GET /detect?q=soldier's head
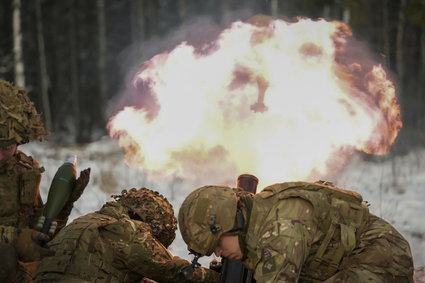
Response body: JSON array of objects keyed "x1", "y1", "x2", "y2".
[
  {"x1": 113, "y1": 188, "x2": 177, "y2": 247},
  {"x1": 178, "y1": 185, "x2": 245, "y2": 260},
  {"x1": 0, "y1": 80, "x2": 47, "y2": 149}
]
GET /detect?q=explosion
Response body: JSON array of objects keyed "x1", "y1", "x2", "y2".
[{"x1": 108, "y1": 15, "x2": 401, "y2": 188}]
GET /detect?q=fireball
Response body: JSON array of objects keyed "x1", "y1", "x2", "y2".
[{"x1": 108, "y1": 15, "x2": 401, "y2": 188}]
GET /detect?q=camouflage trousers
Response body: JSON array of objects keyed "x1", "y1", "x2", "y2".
[
  {"x1": 324, "y1": 265, "x2": 412, "y2": 283},
  {"x1": 325, "y1": 214, "x2": 414, "y2": 283}
]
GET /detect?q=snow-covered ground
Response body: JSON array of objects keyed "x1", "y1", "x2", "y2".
[{"x1": 21, "y1": 137, "x2": 425, "y2": 280}]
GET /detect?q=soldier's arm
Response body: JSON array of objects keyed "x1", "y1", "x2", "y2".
[
  {"x1": 0, "y1": 224, "x2": 51, "y2": 262},
  {"x1": 124, "y1": 230, "x2": 219, "y2": 282},
  {"x1": 253, "y1": 198, "x2": 317, "y2": 283}
]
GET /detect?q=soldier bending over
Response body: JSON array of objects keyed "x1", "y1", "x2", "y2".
[
  {"x1": 34, "y1": 188, "x2": 219, "y2": 282},
  {"x1": 178, "y1": 181, "x2": 414, "y2": 283}
]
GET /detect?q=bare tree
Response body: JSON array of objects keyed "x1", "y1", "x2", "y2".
[
  {"x1": 270, "y1": 0, "x2": 279, "y2": 16},
  {"x1": 178, "y1": 0, "x2": 187, "y2": 24},
  {"x1": 396, "y1": 0, "x2": 406, "y2": 91},
  {"x1": 97, "y1": 0, "x2": 107, "y2": 121},
  {"x1": 35, "y1": 0, "x2": 52, "y2": 131},
  {"x1": 420, "y1": 28, "x2": 425, "y2": 129},
  {"x1": 130, "y1": 0, "x2": 145, "y2": 59},
  {"x1": 69, "y1": 0, "x2": 80, "y2": 142},
  {"x1": 217, "y1": 0, "x2": 228, "y2": 23},
  {"x1": 342, "y1": 4, "x2": 350, "y2": 24},
  {"x1": 12, "y1": 0, "x2": 25, "y2": 87},
  {"x1": 382, "y1": 0, "x2": 391, "y2": 68},
  {"x1": 323, "y1": 4, "x2": 331, "y2": 19}
]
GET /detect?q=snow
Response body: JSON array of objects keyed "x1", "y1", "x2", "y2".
[{"x1": 20, "y1": 137, "x2": 425, "y2": 277}]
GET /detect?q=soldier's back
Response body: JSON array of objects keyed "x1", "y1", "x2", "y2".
[{"x1": 35, "y1": 209, "x2": 145, "y2": 282}]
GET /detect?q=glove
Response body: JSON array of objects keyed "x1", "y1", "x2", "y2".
[
  {"x1": 13, "y1": 228, "x2": 52, "y2": 262},
  {"x1": 55, "y1": 168, "x2": 91, "y2": 231},
  {"x1": 209, "y1": 258, "x2": 222, "y2": 273}
]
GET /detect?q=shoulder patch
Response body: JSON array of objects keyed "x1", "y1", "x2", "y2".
[{"x1": 262, "y1": 255, "x2": 277, "y2": 274}]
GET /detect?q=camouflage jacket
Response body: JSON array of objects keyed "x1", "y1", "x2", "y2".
[
  {"x1": 34, "y1": 202, "x2": 219, "y2": 283},
  {"x1": 243, "y1": 181, "x2": 414, "y2": 282},
  {"x1": 0, "y1": 150, "x2": 44, "y2": 244}
]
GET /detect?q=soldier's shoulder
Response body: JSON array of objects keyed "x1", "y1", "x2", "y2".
[
  {"x1": 0, "y1": 150, "x2": 40, "y2": 174},
  {"x1": 16, "y1": 150, "x2": 35, "y2": 164},
  {"x1": 15, "y1": 150, "x2": 43, "y2": 171},
  {"x1": 102, "y1": 218, "x2": 150, "y2": 235},
  {"x1": 258, "y1": 181, "x2": 310, "y2": 197},
  {"x1": 260, "y1": 181, "x2": 363, "y2": 202}
]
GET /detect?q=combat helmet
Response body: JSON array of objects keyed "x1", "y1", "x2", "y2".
[
  {"x1": 113, "y1": 188, "x2": 177, "y2": 247},
  {"x1": 0, "y1": 80, "x2": 47, "y2": 146},
  {"x1": 178, "y1": 185, "x2": 241, "y2": 256}
]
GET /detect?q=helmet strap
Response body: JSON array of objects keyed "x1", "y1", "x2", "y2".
[
  {"x1": 233, "y1": 209, "x2": 245, "y2": 230},
  {"x1": 190, "y1": 251, "x2": 202, "y2": 267},
  {"x1": 180, "y1": 250, "x2": 202, "y2": 279}
]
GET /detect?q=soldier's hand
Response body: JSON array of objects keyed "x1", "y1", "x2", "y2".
[
  {"x1": 13, "y1": 228, "x2": 53, "y2": 262},
  {"x1": 70, "y1": 168, "x2": 91, "y2": 202},
  {"x1": 209, "y1": 258, "x2": 222, "y2": 273}
]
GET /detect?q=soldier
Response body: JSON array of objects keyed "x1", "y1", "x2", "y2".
[
  {"x1": 178, "y1": 181, "x2": 414, "y2": 282},
  {"x1": 0, "y1": 79, "x2": 90, "y2": 282},
  {"x1": 34, "y1": 188, "x2": 219, "y2": 283}
]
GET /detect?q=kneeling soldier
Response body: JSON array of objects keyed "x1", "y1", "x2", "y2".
[{"x1": 35, "y1": 188, "x2": 219, "y2": 282}]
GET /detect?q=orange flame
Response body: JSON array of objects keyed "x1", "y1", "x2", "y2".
[{"x1": 108, "y1": 16, "x2": 401, "y2": 188}]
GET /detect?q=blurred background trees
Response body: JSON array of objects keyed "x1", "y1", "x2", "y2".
[{"x1": 0, "y1": 0, "x2": 424, "y2": 149}]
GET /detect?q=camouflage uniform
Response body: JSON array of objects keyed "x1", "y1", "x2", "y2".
[
  {"x1": 0, "y1": 150, "x2": 46, "y2": 282},
  {"x1": 0, "y1": 151, "x2": 44, "y2": 234},
  {"x1": 178, "y1": 181, "x2": 414, "y2": 283},
  {"x1": 0, "y1": 80, "x2": 49, "y2": 282},
  {"x1": 34, "y1": 188, "x2": 219, "y2": 283}
]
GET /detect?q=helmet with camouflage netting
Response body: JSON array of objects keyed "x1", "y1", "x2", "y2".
[
  {"x1": 113, "y1": 188, "x2": 177, "y2": 248},
  {"x1": 178, "y1": 185, "x2": 241, "y2": 256},
  {"x1": 0, "y1": 80, "x2": 48, "y2": 146}
]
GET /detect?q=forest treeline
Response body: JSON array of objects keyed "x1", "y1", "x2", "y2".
[{"x1": 0, "y1": 0, "x2": 424, "y2": 151}]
